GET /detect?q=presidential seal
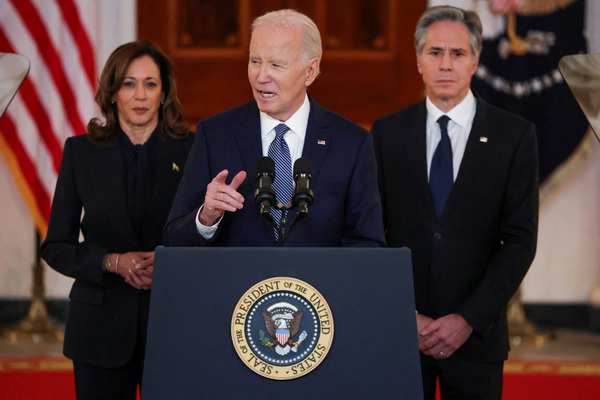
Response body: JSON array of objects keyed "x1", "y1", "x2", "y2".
[{"x1": 231, "y1": 277, "x2": 334, "y2": 380}]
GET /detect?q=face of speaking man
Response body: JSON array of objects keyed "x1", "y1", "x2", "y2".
[
  {"x1": 417, "y1": 20, "x2": 479, "y2": 112},
  {"x1": 248, "y1": 25, "x2": 319, "y2": 122}
]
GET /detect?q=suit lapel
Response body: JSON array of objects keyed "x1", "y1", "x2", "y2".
[
  {"x1": 443, "y1": 98, "x2": 492, "y2": 219},
  {"x1": 302, "y1": 98, "x2": 331, "y2": 187},
  {"x1": 235, "y1": 101, "x2": 263, "y2": 196},
  {"x1": 234, "y1": 101, "x2": 275, "y2": 239},
  {"x1": 406, "y1": 102, "x2": 434, "y2": 217},
  {"x1": 86, "y1": 138, "x2": 140, "y2": 248},
  {"x1": 146, "y1": 136, "x2": 180, "y2": 246}
]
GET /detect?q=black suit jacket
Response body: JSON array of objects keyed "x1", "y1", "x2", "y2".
[
  {"x1": 371, "y1": 98, "x2": 538, "y2": 361},
  {"x1": 165, "y1": 97, "x2": 385, "y2": 247},
  {"x1": 40, "y1": 132, "x2": 193, "y2": 367}
]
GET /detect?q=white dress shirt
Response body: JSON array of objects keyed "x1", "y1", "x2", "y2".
[
  {"x1": 426, "y1": 90, "x2": 477, "y2": 181},
  {"x1": 260, "y1": 94, "x2": 310, "y2": 162},
  {"x1": 196, "y1": 94, "x2": 311, "y2": 237}
]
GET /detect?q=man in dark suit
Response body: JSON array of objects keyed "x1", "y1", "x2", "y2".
[
  {"x1": 371, "y1": 6, "x2": 538, "y2": 399},
  {"x1": 165, "y1": 9, "x2": 385, "y2": 248}
]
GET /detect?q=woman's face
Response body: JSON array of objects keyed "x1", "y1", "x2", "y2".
[{"x1": 115, "y1": 55, "x2": 164, "y2": 134}]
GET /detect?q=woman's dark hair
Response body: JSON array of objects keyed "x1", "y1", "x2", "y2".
[{"x1": 87, "y1": 41, "x2": 189, "y2": 141}]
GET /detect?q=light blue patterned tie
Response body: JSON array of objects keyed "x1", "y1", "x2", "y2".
[{"x1": 268, "y1": 123, "x2": 294, "y2": 240}]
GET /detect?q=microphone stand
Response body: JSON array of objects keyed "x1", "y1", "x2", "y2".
[
  {"x1": 276, "y1": 200, "x2": 311, "y2": 247},
  {"x1": 255, "y1": 157, "x2": 314, "y2": 247},
  {"x1": 277, "y1": 211, "x2": 289, "y2": 247},
  {"x1": 257, "y1": 199, "x2": 292, "y2": 247}
]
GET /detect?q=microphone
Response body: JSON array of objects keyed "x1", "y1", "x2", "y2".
[
  {"x1": 292, "y1": 157, "x2": 314, "y2": 216},
  {"x1": 254, "y1": 157, "x2": 276, "y2": 217}
]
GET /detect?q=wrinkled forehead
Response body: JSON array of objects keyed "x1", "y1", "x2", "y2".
[
  {"x1": 423, "y1": 21, "x2": 472, "y2": 53},
  {"x1": 249, "y1": 26, "x2": 303, "y2": 60}
]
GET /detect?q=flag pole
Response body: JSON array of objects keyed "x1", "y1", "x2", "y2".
[{"x1": 3, "y1": 231, "x2": 63, "y2": 343}]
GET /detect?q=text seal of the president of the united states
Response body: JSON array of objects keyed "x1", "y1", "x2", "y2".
[{"x1": 231, "y1": 277, "x2": 334, "y2": 380}]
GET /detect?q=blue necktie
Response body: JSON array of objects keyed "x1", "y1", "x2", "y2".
[
  {"x1": 268, "y1": 124, "x2": 293, "y2": 240},
  {"x1": 429, "y1": 115, "x2": 453, "y2": 220}
]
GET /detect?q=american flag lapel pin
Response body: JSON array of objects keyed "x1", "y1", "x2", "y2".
[
  {"x1": 317, "y1": 139, "x2": 326, "y2": 145},
  {"x1": 479, "y1": 137, "x2": 488, "y2": 143},
  {"x1": 172, "y1": 162, "x2": 180, "y2": 171}
]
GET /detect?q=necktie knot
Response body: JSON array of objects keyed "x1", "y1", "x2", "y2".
[
  {"x1": 438, "y1": 115, "x2": 450, "y2": 132},
  {"x1": 275, "y1": 123, "x2": 290, "y2": 139}
]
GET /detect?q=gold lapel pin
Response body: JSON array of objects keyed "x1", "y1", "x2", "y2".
[
  {"x1": 172, "y1": 162, "x2": 180, "y2": 171},
  {"x1": 479, "y1": 137, "x2": 488, "y2": 143}
]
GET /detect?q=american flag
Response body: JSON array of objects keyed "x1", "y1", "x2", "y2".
[{"x1": 0, "y1": 0, "x2": 96, "y2": 237}]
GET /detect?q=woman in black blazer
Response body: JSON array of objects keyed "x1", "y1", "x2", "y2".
[{"x1": 40, "y1": 41, "x2": 194, "y2": 399}]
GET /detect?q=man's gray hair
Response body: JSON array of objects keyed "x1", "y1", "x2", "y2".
[
  {"x1": 414, "y1": 5, "x2": 482, "y2": 60},
  {"x1": 251, "y1": 9, "x2": 322, "y2": 67}
]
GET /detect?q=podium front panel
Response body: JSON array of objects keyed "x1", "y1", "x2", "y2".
[{"x1": 143, "y1": 247, "x2": 422, "y2": 399}]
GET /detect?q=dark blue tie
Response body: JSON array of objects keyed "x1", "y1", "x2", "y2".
[
  {"x1": 268, "y1": 124, "x2": 294, "y2": 240},
  {"x1": 429, "y1": 115, "x2": 453, "y2": 219}
]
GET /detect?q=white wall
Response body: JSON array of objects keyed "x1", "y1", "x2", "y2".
[{"x1": 522, "y1": 131, "x2": 600, "y2": 303}]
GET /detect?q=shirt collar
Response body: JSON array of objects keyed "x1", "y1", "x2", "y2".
[
  {"x1": 426, "y1": 90, "x2": 475, "y2": 129},
  {"x1": 260, "y1": 94, "x2": 310, "y2": 140}
]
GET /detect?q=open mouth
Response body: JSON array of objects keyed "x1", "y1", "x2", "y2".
[{"x1": 259, "y1": 91, "x2": 276, "y2": 98}]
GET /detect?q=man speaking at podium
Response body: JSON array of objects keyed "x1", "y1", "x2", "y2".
[{"x1": 165, "y1": 9, "x2": 384, "y2": 248}]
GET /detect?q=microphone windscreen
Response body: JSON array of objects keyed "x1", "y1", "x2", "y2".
[
  {"x1": 293, "y1": 157, "x2": 314, "y2": 176},
  {"x1": 256, "y1": 156, "x2": 275, "y2": 175}
]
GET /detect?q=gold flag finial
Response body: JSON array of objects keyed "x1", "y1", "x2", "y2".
[{"x1": 500, "y1": 0, "x2": 577, "y2": 56}]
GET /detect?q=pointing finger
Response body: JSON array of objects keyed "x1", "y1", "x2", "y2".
[
  {"x1": 212, "y1": 170, "x2": 229, "y2": 185},
  {"x1": 229, "y1": 171, "x2": 247, "y2": 192}
]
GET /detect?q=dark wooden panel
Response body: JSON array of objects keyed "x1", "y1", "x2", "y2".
[{"x1": 138, "y1": 0, "x2": 426, "y2": 128}]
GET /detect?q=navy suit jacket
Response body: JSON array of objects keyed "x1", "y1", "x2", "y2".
[
  {"x1": 40, "y1": 132, "x2": 194, "y2": 367},
  {"x1": 165, "y1": 97, "x2": 385, "y2": 247},
  {"x1": 371, "y1": 98, "x2": 539, "y2": 362}
]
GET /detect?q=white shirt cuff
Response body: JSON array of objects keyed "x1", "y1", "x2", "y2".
[{"x1": 195, "y1": 204, "x2": 221, "y2": 240}]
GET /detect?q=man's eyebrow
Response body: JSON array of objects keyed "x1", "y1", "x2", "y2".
[{"x1": 426, "y1": 45, "x2": 468, "y2": 53}]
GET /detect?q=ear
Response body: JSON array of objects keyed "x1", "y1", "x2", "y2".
[
  {"x1": 470, "y1": 54, "x2": 480, "y2": 77},
  {"x1": 416, "y1": 52, "x2": 423, "y2": 75},
  {"x1": 305, "y1": 58, "x2": 320, "y2": 87}
]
